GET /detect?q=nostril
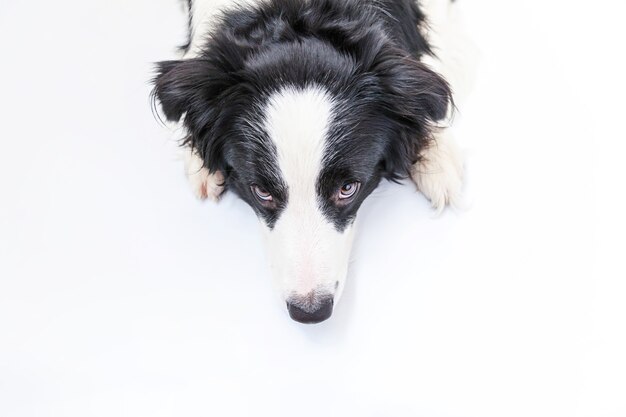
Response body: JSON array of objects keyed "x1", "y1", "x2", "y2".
[{"x1": 287, "y1": 297, "x2": 334, "y2": 324}]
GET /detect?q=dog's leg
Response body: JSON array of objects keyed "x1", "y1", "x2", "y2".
[
  {"x1": 411, "y1": 129, "x2": 464, "y2": 211},
  {"x1": 420, "y1": 0, "x2": 479, "y2": 105},
  {"x1": 412, "y1": 0, "x2": 471, "y2": 210},
  {"x1": 184, "y1": 149, "x2": 225, "y2": 202}
]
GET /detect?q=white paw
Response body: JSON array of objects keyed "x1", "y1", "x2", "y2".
[
  {"x1": 184, "y1": 149, "x2": 225, "y2": 202},
  {"x1": 411, "y1": 130, "x2": 464, "y2": 212}
]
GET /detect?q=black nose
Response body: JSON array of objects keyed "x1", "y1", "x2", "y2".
[{"x1": 287, "y1": 297, "x2": 334, "y2": 324}]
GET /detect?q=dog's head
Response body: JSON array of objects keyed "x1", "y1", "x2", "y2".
[{"x1": 152, "y1": 1, "x2": 451, "y2": 323}]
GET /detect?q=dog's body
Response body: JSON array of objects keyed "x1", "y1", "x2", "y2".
[{"x1": 153, "y1": 0, "x2": 465, "y2": 323}]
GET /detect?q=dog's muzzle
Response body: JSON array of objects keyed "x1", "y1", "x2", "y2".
[{"x1": 286, "y1": 293, "x2": 334, "y2": 324}]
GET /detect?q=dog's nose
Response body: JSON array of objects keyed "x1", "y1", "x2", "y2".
[{"x1": 287, "y1": 296, "x2": 334, "y2": 324}]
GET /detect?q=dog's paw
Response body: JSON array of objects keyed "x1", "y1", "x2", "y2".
[
  {"x1": 184, "y1": 150, "x2": 225, "y2": 202},
  {"x1": 411, "y1": 131, "x2": 464, "y2": 212}
]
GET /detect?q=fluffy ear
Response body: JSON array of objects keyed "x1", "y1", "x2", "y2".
[
  {"x1": 377, "y1": 54, "x2": 452, "y2": 127},
  {"x1": 151, "y1": 58, "x2": 241, "y2": 172},
  {"x1": 152, "y1": 59, "x2": 194, "y2": 122},
  {"x1": 373, "y1": 51, "x2": 453, "y2": 178},
  {"x1": 152, "y1": 58, "x2": 228, "y2": 122}
]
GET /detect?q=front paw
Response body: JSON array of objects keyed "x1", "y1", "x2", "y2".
[
  {"x1": 411, "y1": 132, "x2": 464, "y2": 211},
  {"x1": 184, "y1": 150, "x2": 225, "y2": 202}
]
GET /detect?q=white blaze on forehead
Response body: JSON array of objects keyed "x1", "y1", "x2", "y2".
[
  {"x1": 263, "y1": 86, "x2": 333, "y2": 195},
  {"x1": 262, "y1": 86, "x2": 354, "y2": 300}
]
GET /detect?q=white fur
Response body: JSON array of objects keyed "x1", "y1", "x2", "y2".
[
  {"x1": 413, "y1": 0, "x2": 476, "y2": 210},
  {"x1": 183, "y1": 149, "x2": 225, "y2": 201},
  {"x1": 419, "y1": 0, "x2": 479, "y2": 106},
  {"x1": 411, "y1": 129, "x2": 464, "y2": 211},
  {"x1": 260, "y1": 86, "x2": 354, "y2": 303}
]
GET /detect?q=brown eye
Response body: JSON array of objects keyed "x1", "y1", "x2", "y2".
[
  {"x1": 338, "y1": 182, "x2": 360, "y2": 200},
  {"x1": 252, "y1": 185, "x2": 273, "y2": 202}
]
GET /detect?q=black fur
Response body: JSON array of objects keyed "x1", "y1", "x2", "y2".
[{"x1": 152, "y1": 0, "x2": 452, "y2": 229}]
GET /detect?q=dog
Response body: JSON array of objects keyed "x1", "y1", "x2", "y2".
[{"x1": 152, "y1": 0, "x2": 464, "y2": 323}]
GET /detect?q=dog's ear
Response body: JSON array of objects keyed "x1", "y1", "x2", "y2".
[
  {"x1": 152, "y1": 58, "x2": 233, "y2": 123},
  {"x1": 151, "y1": 57, "x2": 241, "y2": 172},
  {"x1": 379, "y1": 58, "x2": 452, "y2": 123},
  {"x1": 152, "y1": 59, "x2": 196, "y2": 122},
  {"x1": 372, "y1": 51, "x2": 453, "y2": 178}
]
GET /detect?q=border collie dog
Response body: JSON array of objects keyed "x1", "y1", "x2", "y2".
[{"x1": 152, "y1": 0, "x2": 464, "y2": 324}]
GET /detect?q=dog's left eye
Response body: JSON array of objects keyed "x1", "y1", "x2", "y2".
[{"x1": 338, "y1": 182, "x2": 360, "y2": 200}]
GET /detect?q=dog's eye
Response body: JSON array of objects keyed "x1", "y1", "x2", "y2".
[
  {"x1": 338, "y1": 182, "x2": 360, "y2": 200},
  {"x1": 252, "y1": 185, "x2": 273, "y2": 202}
]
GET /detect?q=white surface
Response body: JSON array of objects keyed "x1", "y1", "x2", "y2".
[{"x1": 0, "y1": 1, "x2": 624, "y2": 416}]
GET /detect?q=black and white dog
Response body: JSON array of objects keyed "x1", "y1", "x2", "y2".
[{"x1": 152, "y1": 0, "x2": 465, "y2": 323}]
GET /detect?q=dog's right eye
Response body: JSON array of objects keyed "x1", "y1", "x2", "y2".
[{"x1": 252, "y1": 185, "x2": 273, "y2": 203}]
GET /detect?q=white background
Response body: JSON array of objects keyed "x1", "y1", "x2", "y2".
[{"x1": 1, "y1": 1, "x2": 624, "y2": 416}]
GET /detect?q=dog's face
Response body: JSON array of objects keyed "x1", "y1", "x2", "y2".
[
  {"x1": 152, "y1": 11, "x2": 450, "y2": 323},
  {"x1": 226, "y1": 86, "x2": 386, "y2": 323}
]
